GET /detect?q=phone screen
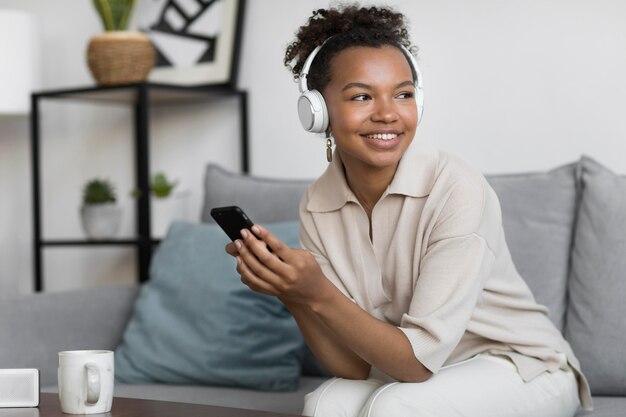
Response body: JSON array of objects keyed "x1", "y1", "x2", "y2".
[{"x1": 210, "y1": 206, "x2": 254, "y2": 241}]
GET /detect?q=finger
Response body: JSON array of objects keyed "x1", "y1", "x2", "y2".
[
  {"x1": 241, "y1": 229, "x2": 289, "y2": 274},
  {"x1": 251, "y1": 224, "x2": 297, "y2": 263},
  {"x1": 236, "y1": 257, "x2": 278, "y2": 296},
  {"x1": 236, "y1": 238, "x2": 284, "y2": 288},
  {"x1": 225, "y1": 242, "x2": 239, "y2": 257},
  {"x1": 241, "y1": 228, "x2": 268, "y2": 249}
]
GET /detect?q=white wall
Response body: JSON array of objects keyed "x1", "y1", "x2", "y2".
[{"x1": 1, "y1": 0, "x2": 626, "y2": 294}]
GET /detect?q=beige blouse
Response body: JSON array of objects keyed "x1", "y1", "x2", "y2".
[{"x1": 299, "y1": 141, "x2": 592, "y2": 410}]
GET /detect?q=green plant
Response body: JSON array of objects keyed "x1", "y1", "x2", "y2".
[
  {"x1": 83, "y1": 178, "x2": 117, "y2": 205},
  {"x1": 92, "y1": 0, "x2": 135, "y2": 31},
  {"x1": 151, "y1": 172, "x2": 179, "y2": 198}
]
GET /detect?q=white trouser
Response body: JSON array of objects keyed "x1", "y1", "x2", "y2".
[{"x1": 302, "y1": 354, "x2": 580, "y2": 417}]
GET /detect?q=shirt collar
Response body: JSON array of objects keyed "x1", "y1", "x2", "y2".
[{"x1": 306, "y1": 140, "x2": 439, "y2": 213}]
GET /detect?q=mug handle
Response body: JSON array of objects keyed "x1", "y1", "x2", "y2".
[{"x1": 85, "y1": 363, "x2": 100, "y2": 405}]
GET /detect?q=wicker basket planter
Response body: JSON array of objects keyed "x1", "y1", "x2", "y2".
[{"x1": 87, "y1": 31, "x2": 155, "y2": 85}]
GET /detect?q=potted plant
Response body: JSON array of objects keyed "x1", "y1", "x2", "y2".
[
  {"x1": 151, "y1": 171, "x2": 179, "y2": 199},
  {"x1": 81, "y1": 178, "x2": 122, "y2": 240},
  {"x1": 150, "y1": 172, "x2": 189, "y2": 237},
  {"x1": 87, "y1": 0, "x2": 156, "y2": 85}
]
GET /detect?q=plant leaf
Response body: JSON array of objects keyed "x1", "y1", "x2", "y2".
[
  {"x1": 92, "y1": 0, "x2": 115, "y2": 31},
  {"x1": 92, "y1": 0, "x2": 135, "y2": 31}
]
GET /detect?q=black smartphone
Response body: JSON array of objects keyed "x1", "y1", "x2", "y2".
[{"x1": 210, "y1": 206, "x2": 255, "y2": 242}]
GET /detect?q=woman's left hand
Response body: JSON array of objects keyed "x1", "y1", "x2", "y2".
[{"x1": 234, "y1": 225, "x2": 328, "y2": 306}]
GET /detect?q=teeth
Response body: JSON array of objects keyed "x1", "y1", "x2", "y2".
[{"x1": 366, "y1": 133, "x2": 398, "y2": 140}]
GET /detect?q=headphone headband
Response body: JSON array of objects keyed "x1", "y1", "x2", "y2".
[
  {"x1": 298, "y1": 42, "x2": 325, "y2": 93},
  {"x1": 299, "y1": 40, "x2": 422, "y2": 93}
]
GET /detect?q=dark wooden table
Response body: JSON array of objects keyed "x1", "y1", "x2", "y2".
[{"x1": 0, "y1": 394, "x2": 301, "y2": 417}]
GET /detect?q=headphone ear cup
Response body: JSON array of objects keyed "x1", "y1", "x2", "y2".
[
  {"x1": 297, "y1": 89, "x2": 329, "y2": 133},
  {"x1": 415, "y1": 86, "x2": 424, "y2": 125}
]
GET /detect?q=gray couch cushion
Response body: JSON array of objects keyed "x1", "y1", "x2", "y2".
[
  {"x1": 0, "y1": 284, "x2": 138, "y2": 386},
  {"x1": 485, "y1": 162, "x2": 579, "y2": 330},
  {"x1": 565, "y1": 156, "x2": 626, "y2": 396},
  {"x1": 201, "y1": 164, "x2": 312, "y2": 224}
]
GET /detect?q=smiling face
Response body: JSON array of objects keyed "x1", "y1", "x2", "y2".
[{"x1": 322, "y1": 45, "x2": 418, "y2": 177}]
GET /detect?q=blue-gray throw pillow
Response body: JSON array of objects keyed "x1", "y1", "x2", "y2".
[{"x1": 115, "y1": 221, "x2": 305, "y2": 391}]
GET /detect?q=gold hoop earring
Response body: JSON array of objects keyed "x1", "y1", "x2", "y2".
[{"x1": 326, "y1": 135, "x2": 333, "y2": 163}]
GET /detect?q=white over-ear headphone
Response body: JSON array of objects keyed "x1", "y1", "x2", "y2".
[{"x1": 297, "y1": 40, "x2": 424, "y2": 133}]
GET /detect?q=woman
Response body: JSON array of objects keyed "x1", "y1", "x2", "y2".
[{"x1": 227, "y1": 4, "x2": 592, "y2": 416}]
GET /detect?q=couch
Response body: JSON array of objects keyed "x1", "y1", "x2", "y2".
[{"x1": 2, "y1": 155, "x2": 626, "y2": 416}]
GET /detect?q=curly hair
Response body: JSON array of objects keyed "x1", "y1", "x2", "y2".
[{"x1": 284, "y1": 4, "x2": 416, "y2": 92}]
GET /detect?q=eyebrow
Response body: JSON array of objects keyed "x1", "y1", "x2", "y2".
[{"x1": 341, "y1": 80, "x2": 414, "y2": 92}]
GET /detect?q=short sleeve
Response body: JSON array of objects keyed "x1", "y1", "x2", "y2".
[{"x1": 399, "y1": 177, "x2": 497, "y2": 374}]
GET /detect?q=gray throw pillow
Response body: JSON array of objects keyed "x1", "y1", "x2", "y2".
[
  {"x1": 201, "y1": 164, "x2": 312, "y2": 224},
  {"x1": 485, "y1": 162, "x2": 579, "y2": 331},
  {"x1": 565, "y1": 156, "x2": 626, "y2": 395}
]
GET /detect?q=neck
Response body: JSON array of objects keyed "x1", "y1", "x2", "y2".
[{"x1": 342, "y1": 161, "x2": 398, "y2": 216}]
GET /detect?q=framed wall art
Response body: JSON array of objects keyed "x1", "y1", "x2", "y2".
[{"x1": 137, "y1": 0, "x2": 246, "y2": 86}]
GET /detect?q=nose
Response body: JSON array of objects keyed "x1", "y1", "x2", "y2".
[{"x1": 371, "y1": 97, "x2": 398, "y2": 123}]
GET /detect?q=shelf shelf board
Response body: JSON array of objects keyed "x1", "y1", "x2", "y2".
[
  {"x1": 41, "y1": 238, "x2": 162, "y2": 247},
  {"x1": 42, "y1": 239, "x2": 140, "y2": 246},
  {"x1": 33, "y1": 82, "x2": 242, "y2": 105}
]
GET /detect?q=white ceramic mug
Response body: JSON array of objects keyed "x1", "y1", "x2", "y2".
[{"x1": 58, "y1": 350, "x2": 114, "y2": 414}]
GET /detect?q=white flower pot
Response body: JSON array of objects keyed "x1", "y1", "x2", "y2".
[
  {"x1": 151, "y1": 191, "x2": 191, "y2": 237},
  {"x1": 80, "y1": 203, "x2": 122, "y2": 240}
]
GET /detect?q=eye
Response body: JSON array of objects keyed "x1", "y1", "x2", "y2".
[
  {"x1": 351, "y1": 94, "x2": 370, "y2": 101},
  {"x1": 396, "y1": 91, "x2": 415, "y2": 99}
]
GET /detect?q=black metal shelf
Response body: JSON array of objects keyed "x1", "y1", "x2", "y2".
[{"x1": 31, "y1": 82, "x2": 249, "y2": 292}]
